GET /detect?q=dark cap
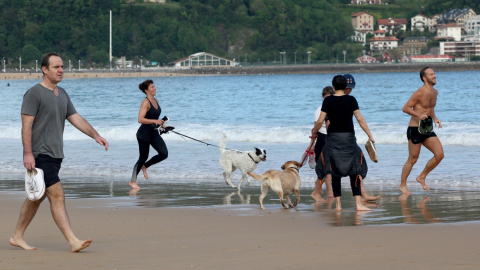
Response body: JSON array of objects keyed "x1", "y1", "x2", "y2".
[{"x1": 343, "y1": 74, "x2": 356, "y2": 89}]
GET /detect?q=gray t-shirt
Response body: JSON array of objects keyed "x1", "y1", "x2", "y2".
[{"x1": 21, "y1": 83, "x2": 77, "y2": 159}]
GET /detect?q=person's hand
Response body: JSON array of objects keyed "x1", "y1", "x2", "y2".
[
  {"x1": 155, "y1": 119, "x2": 165, "y2": 126},
  {"x1": 369, "y1": 136, "x2": 375, "y2": 144},
  {"x1": 435, "y1": 119, "x2": 442, "y2": 128},
  {"x1": 95, "y1": 135, "x2": 109, "y2": 151},
  {"x1": 23, "y1": 153, "x2": 35, "y2": 171}
]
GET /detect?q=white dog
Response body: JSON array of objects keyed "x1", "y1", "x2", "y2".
[{"x1": 219, "y1": 133, "x2": 267, "y2": 190}]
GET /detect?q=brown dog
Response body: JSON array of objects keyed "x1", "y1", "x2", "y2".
[{"x1": 247, "y1": 161, "x2": 301, "y2": 209}]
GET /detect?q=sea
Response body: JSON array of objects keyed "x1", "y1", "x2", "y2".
[{"x1": 1, "y1": 70, "x2": 480, "y2": 189}]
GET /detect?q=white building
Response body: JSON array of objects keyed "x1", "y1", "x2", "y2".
[
  {"x1": 352, "y1": 30, "x2": 368, "y2": 45},
  {"x1": 436, "y1": 24, "x2": 462, "y2": 41},
  {"x1": 377, "y1": 18, "x2": 408, "y2": 35},
  {"x1": 369, "y1": 30, "x2": 399, "y2": 51},
  {"x1": 440, "y1": 41, "x2": 480, "y2": 57},
  {"x1": 351, "y1": 0, "x2": 382, "y2": 4},
  {"x1": 411, "y1": 14, "x2": 436, "y2": 32},
  {"x1": 168, "y1": 52, "x2": 237, "y2": 68},
  {"x1": 465, "y1": 15, "x2": 480, "y2": 36}
]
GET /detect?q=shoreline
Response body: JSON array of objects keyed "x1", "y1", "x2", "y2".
[
  {"x1": 2, "y1": 62, "x2": 480, "y2": 80},
  {"x1": 1, "y1": 191, "x2": 479, "y2": 269}
]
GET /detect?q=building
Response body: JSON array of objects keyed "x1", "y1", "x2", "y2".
[
  {"x1": 356, "y1": 55, "x2": 377, "y2": 63},
  {"x1": 436, "y1": 24, "x2": 462, "y2": 41},
  {"x1": 440, "y1": 41, "x2": 480, "y2": 57},
  {"x1": 465, "y1": 15, "x2": 480, "y2": 35},
  {"x1": 168, "y1": 52, "x2": 237, "y2": 68},
  {"x1": 369, "y1": 30, "x2": 399, "y2": 51},
  {"x1": 377, "y1": 18, "x2": 408, "y2": 35},
  {"x1": 409, "y1": 55, "x2": 454, "y2": 63},
  {"x1": 438, "y1": 8, "x2": 476, "y2": 28},
  {"x1": 351, "y1": 0, "x2": 382, "y2": 4},
  {"x1": 352, "y1": 11, "x2": 374, "y2": 33},
  {"x1": 352, "y1": 30, "x2": 368, "y2": 45},
  {"x1": 411, "y1": 14, "x2": 436, "y2": 32},
  {"x1": 399, "y1": 37, "x2": 429, "y2": 56}
]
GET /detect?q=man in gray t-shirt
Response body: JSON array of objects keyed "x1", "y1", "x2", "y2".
[
  {"x1": 21, "y1": 83, "x2": 77, "y2": 159},
  {"x1": 9, "y1": 53, "x2": 108, "y2": 253}
]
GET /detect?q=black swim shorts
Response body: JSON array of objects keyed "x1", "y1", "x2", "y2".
[
  {"x1": 35, "y1": 154, "x2": 63, "y2": 188},
  {"x1": 406, "y1": 126, "x2": 437, "y2": 144}
]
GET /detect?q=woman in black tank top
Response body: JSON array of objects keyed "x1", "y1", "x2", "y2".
[{"x1": 130, "y1": 80, "x2": 168, "y2": 190}]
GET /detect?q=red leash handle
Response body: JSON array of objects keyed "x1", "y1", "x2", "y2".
[{"x1": 299, "y1": 139, "x2": 316, "y2": 168}]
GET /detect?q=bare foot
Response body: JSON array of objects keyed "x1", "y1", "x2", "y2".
[
  {"x1": 361, "y1": 194, "x2": 380, "y2": 202},
  {"x1": 416, "y1": 176, "x2": 430, "y2": 191},
  {"x1": 310, "y1": 191, "x2": 326, "y2": 203},
  {"x1": 9, "y1": 236, "x2": 37, "y2": 250},
  {"x1": 327, "y1": 190, "x2": 334, "y2": 199},
  {"x1": 399, "y1": 185, "x2": 412, "y2": 194},
  {"x1": 129, "y1": 181, "x2": 140, "y2": 190},
  {"x1": 356, "y1": 204, "x2": 372, "y2": 211},
  {"x1": 142, "y1": 166, "x2": 149, "y2": 179},
  {"x1": 71, "y1": 238, "x2": 93, "y2": 252}
]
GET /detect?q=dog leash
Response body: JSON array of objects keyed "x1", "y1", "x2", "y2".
[{"x1": 155, "y1": 125, "x2": 247, "y2": 153}]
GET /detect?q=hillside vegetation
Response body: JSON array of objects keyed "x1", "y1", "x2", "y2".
[{"x1": 0, "y1": 0, "x2": 478, "y2": 68}]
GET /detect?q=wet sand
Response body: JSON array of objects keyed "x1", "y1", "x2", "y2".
[{"x1": 1, "y1": 179, "x2": 480, "y2": 269}]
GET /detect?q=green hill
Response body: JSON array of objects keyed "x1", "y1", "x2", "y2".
[{"x1": 0, "y1": 0, "x2": 478, "y2": 68}]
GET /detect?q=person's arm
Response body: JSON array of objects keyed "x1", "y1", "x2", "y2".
[
  {"x1": 431, "y1": 90, "x2": 442, "y2": 128},
  {"x1": 138, "y1": 99, "x2": 165, "y2": 126},
  {"x1": 353, "y1": 109, "x2": 375, "y2": 143},
  {"x1": 311, "y1": 111, "x2": 327, "y2": 140},
  {"x1": 67, "y1": 113, "x2": 108, "y2": 150},
  {"x1": 402, "y1": 92, "x2": 428, "y2": 120},
  {"x1": 21, "y1": 114, "x2": 35, "y2": 170}
]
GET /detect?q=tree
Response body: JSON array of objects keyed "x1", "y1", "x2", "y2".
[{"x1": 21, "y1": 44, "x2": 42, "y2": 64}]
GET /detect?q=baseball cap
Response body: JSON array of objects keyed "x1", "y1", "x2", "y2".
[{"x1": 343, "y1": 74, "x2": 356, "y2": 89}]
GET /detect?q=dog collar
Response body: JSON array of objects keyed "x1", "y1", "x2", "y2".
[
  {"x1": 289, "y1": 167, "x2": 299, "y2": 172},
  {"x1": 248, "y1": 153, "x2": 260, "y2": 163}
]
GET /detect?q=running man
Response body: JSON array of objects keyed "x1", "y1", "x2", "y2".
[{"x1": 399, "y1": 67, "x2": 444, "y2": 194}]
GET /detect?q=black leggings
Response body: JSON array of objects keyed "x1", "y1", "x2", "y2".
[
  {"x1": 131, "y1": 135, "x2": 168, "y2": 182},
  {"x1": 332, "y1": 175, "x2": 362, "y2": 197}
]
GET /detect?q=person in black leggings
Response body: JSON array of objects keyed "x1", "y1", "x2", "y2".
[
  {"x1": 311, "y1": 75, "x2": 375, "y2": 211},
  {"x1": 129, "y1": 79, "x2": 168, "y2": 189}
]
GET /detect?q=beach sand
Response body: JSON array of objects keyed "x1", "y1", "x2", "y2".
[{"x1": 1, "y1": 182, "x2": 480, "y2": 270}]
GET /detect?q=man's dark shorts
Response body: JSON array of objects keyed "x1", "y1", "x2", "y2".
[
  {"x1": 407, "y1": 126, "x2": 437, "y2": 144},
  {"x1": 35, "y1": 154, "x2": 62, "y2": 188}
]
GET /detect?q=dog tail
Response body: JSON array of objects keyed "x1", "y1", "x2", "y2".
[
  {"x1": 219, "y1": 132, "x2": 227, "y2": 154},
  {"x1": 247, "y1": 171, "x2": 267, "y2": 181}
]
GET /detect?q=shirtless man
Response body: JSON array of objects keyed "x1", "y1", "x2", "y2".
[{"x1": 399, "y1": 67, "x2": 444, "y2": 194}]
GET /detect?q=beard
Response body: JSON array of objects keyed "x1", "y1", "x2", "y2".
[{"x1": 427, "y1": 77, "x2": 436, "y2": 85}]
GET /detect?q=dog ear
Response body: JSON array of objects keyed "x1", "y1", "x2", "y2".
[{"x1": 281, "y1": 164, "x2": 285, "y2": 170}]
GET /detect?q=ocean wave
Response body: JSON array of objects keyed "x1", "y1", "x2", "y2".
[{"x1": 1, "y1": 122, "x2": 480, "y2": 146}]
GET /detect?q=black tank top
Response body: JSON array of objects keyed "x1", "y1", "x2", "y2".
[{"x1": 136, "y1": 98, "x2": 161, "y2": 141}]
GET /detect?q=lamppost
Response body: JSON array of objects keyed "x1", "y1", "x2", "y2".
[
  {"x1": 19, "y1": 56, "x2": 22, "y2": 71},
  {"x1": 78, "y1": 60, "x2": 81, "y2": 70},
  {"x1": 3, "y1": 58, "x2": 5, "y2": 72},
  {"x1": 69, "y1": 60, "x2": 71, "y2": 71},
  {"x1": 35, "y1": 60, "x2": 38, "y2": 72},
  {"x1": 140, "y1": 56, "x2": 143, "y2": 70},
  {"x1": 343, "y1": 50, "x2": 346, "y2": 63},
  {"x1": 294, "y1": 51, "x2": 297, "y2": 65},
  {"x1": 307, "y1": 51, "x2": 311, "y2": 64},
  {"x1": 279, "y1": 52, "x2": 286, "y2": 65}
]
